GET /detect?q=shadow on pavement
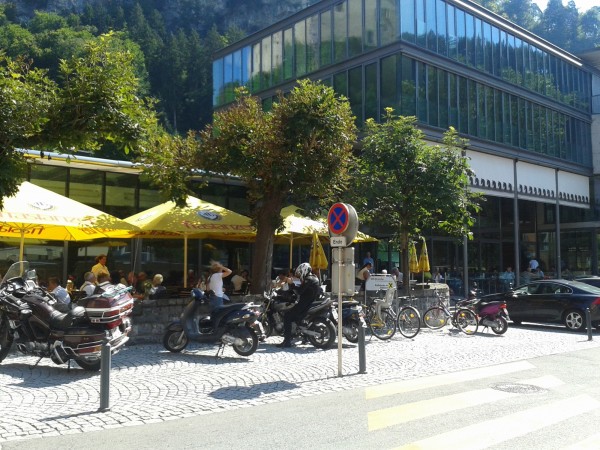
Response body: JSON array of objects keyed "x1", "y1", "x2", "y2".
[{"x1": 209, "y1": 380, "x2": 298, "y2": 400}]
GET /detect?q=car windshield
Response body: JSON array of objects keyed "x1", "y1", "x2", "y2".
[{"x1": 1, "y1": 261, "x2": 31, "y2": 284}]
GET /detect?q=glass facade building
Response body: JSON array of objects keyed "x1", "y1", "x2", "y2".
[{"x1": 214, "y1": 0, "x2": 600, "y2": 292}]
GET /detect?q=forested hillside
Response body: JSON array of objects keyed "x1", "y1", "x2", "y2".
[{"x1": 0, "y1": 0, "x2": 598, "y2": 144}]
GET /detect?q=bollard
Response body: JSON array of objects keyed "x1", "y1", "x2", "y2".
[
  {"x1": 586, "y1": 308, "x2": 593, "y2": 341},
  {"x1": 358, "y1": 324, "x2": 366, "y2": 374},
  {"x1": 99, "y1": 340, "x2": 112, "y2": 411}
]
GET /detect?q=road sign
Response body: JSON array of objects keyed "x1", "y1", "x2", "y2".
[
  {"x1": 328, "y1": 203, "x2": 350, "y2": 235},
  {"x1": 330, "y1": 236, "x2": 347, "y2": 247}
]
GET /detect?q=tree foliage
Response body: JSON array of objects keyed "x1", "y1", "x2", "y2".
[
  {"x1": 141, "y1": 80, "x2": 357, "y2": 293},
  {"x1": 354, "y1": 110, "x2": 481, "y2": 292}
]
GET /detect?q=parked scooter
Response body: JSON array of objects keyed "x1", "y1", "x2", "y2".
[
  {"x1": 258, "y1": 289, "x2": 336, "y2": 349},
  {"x1": 460, "y1": 291, "x2": 509, "y2": 334},
  {"x1": 0, "y1": 261, "x2": 133, "y2": 371},
  {"x1": 163, "y1": 288, "x2": 259, "y2": 356},
  {"x1": 330, "y1": 299, "x2": 366, "y2": 343}
]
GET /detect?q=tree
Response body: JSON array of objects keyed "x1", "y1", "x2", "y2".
[
  {"x1": 140, "y1": 80, "x2": 357, "y2": 293},
  {"x1": 0, "y1": 32, "x2": 158, "y2": 208},
  {"x1": 354, "y1": 111, "x2": 481, "y2": 294}
]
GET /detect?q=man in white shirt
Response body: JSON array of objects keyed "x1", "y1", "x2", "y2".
[
  {"x1": 79, "y1": 271, "x2": 97, "y2": 297},
  {"x1": 47, "y1": 276, "x2": 71, "y2": 312}
]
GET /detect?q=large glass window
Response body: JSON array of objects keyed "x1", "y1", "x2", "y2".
[
  {"x1": 426, "y1": 0, "x2": 436, "y2": 52},
  {"x1": 381, "y1": 54, "x2": 399, "y2": 112},
  {"x1": 417, "y1": 60, "x2": 427, "y2": 122},
  {"x1": 283, "y1": 28, "x2": 294, "y2": 80},
  {"x1": 348, "y1": 66, "x2": 363, "y2": 124},
  {"x1": 401, "y1": 56, "x2": 416, "y2": 116},
  {"x1": 364, "y1": 0, "x2": 378, "y2": 50},
  {"x1": 260, "y1": 37, "x2": 271, "y2": 88},
  {"x1": 306, "y1": 15, "x2": 319, "y2": 73},
  {"x1": 381, "y1": 0, "x2": 399, "y2": 45},
  {"x1": 251, "y1": 43, "x2": 261, "y2": 92},
  {"x1": 320, "y1": 11, "x2": 332, "y2": 67},
  {"x1": 272, "y1": 31, "x2": 283, "y2": 84},
  {"x1": 458, "y1": 75, "x2": 468, "y2": 134},
  {"x1": 400, "y1": 0, "x2": 416, "y2": 42},
  {"x1": 428, "y1": 65, "x2": 438, "y2": 127},
  {"x1": 105, "y1": 172, "x2": 137, "y2": 218},
  {"x1": 416, "y1": 0, "x2": 426, "y2": 47},
  {"x1": 333, "y1": 71, "x2": 348, "y2": 97},
  {"x1": 294, "y1": 20, "x2": 307, "y2": 77},
  {"x1": 70, "y1": 169, "x2": 103, "y2": 209},
  {"x1": 224, "y1": 53, "x2": 234, "y2": 102},
  {"x1": 365, "y1": 62, "x2": 378, "y2": 121},
  {"x1": 29, "y1": 165, "x2": 67, "y2": 195},
  {"x1": 213, "y1": 58, "x2": 223, "y2": 106},
  {"x1": 448, "y1": 71, "x2": 457, "y2": 128},
  {"x1": 456, "y1": 8, "x2": 465, "y2": 63},
  {"x1": 348, "y1": 0, "x2": 363, "y2": 57},
  {"x1": 333, "y1": 1, "x2": 347, "y2": 63}
]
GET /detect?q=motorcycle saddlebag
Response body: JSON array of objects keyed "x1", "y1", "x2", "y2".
[{"x1": 78, "y1": 285, "x2": 134, "y2": 325}]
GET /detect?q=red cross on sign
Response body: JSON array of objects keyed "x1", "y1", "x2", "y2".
[{"x1": 328, "y1": 203, "x2": 350, "y2": 235}]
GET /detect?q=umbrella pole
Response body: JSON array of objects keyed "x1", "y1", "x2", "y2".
[
  {"x1": 289, "y1": 234, "x2": 293, "y2": 270},
  {"x1": 19, "y1": 230, "x2": 24, "y2": 261},
  {"x1": 184, "y1": 235, "x2": 188, "y2": 288}
]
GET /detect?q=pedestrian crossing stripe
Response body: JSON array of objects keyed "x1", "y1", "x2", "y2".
[
  {"x1": 368, "y1": 375, "x2": 563, "y2": 432},
  {"x1": 561, "y1": 432, "x2": 600, "y2": 449},
  {"x1": 365, "y1": 360, "x2": 535, "y2": 400},
  {"x1": 395, "y1": 395, "x2": 599, "y2": 450}
]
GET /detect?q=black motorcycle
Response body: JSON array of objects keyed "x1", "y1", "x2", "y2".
[
  {"x1": 0, "y1": 261, "x2": 133, "y2": 371},
  {"x1": 163, "y1": 288, "x2": 259, "y2": 357},
  {"x1": 258, "y1": 289, "x2": 336, "y2": 349}
]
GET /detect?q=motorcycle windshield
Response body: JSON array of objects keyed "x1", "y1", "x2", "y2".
[{"x1": 1, "y1": 261, "x2": 30, "y2": 284}]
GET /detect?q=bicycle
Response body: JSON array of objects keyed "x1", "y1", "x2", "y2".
[
  {"x1": 364, "y1": 288, "x2": 421, "y2": 340},
  {"x1": 394, "y1": 296, "x2": 421, "y2": 339},
  {"x1": 422, "y1": 290, "x2": 478, "y2": 335}
]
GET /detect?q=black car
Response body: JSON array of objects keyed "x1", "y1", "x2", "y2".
[
  {"x1": 481, "y1": 279, "x2": 600, "y2": 331},
  {"x1": 576, "y1": 276, "x2": 600, "y2": 289}
]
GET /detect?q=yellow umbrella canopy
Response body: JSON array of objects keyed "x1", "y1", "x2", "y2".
[
  {"x1": 409, "y1": 241, "x2": 419, "y2": 273},
  {"x1": 418, "y1": 237, "x2": 430, "y2": 273},
  {"x1": 0, "y1": 182, "x2": 139, "y2": 260},
  {"x1": 123, "y1": 195, "x2": 255, "y2": 287},
  {"x1": 309, "y1": 232, "x2": 328, "y2": 270}
]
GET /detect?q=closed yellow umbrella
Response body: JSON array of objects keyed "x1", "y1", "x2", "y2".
[
  {"x1": 418, "y1": 237, "x2": 430, "y2": 273},
  {"x1": 409, "y1": 241, "x2": 419, "y2": 273},
  {"x1": 309, "y1": 232, "x2": 328, "y2": 270}
]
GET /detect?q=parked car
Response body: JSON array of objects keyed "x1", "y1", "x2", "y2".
[
  {"x1": 575, "y1": 276, "x2": 600, "y2": 289},
  {"x1": 480, "y1": 279, "x2": 600, "y2": 332}
]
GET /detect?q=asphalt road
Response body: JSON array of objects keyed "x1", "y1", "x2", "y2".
[{"x1": 2, "y1": 323, "x2": 600, "y2": 449}]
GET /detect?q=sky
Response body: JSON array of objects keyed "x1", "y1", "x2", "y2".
[{"x1": 532, "y1": 0, "x2": 597, "y2": 13}]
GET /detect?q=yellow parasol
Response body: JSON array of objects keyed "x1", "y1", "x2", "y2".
[
  {"x1": 0, "y1": 182, "x2": 139, "y2": 260},
  {"x1": 309, "y1": 232, "x2": 328, "y2": 270},
  {"x1": 123, "y1": 195, "x2": 254, "y2": 287},
  {"x1": 409, "y1": 241, "x2": 419, "y2": 273},
  {"x1": 418, "y1": 237, "x2": 430, "y2": 273}
]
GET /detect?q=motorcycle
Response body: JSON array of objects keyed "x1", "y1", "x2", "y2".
[
  {"x1": 0, "y1": 261, "x2": 133, "y2": 371},
  {"x1": 460, "y1": 294, "x2": 509, "y2": 335},
  {"x1": 330, "y1": 299, "x2": 366, "y2": 344},
  {"x1": 258, "y1": 289, "x2": 336, "y2": 349},
  {"x1": 163, "y1": 288, "x2": 259, "y2": 357}
]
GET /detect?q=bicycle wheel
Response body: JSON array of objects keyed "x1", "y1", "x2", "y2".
[
  {"x1": 369, "y1": 309, "x2": 396, "y2": 340},
  {"x1": 454, "y1": 308, "x2": 478, "y2": 335},
  {"x1": 423, "y1": 306, "x2": 448, "y2": 329},
  {"x1": 397, "y1": 306, "x2": 421, "y2": 339}
]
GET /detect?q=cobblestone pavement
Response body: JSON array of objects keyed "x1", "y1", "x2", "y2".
[{"x1": 1, "y1": 324, "x2": 600, "y2": 444}]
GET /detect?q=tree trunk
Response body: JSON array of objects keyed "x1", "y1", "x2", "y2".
[
  {"x1": 401, "y1": 231, "x2": 410, "y2": 296},
  {"x1": 250, "y1": 197, "x2": 284, "y2": 295}
]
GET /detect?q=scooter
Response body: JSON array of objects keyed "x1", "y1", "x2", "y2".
[
  {"x1": 163, "y1": 289, "x2": 259, "y2": 357},
  {"x1": 330, "y1": 299, "x2": 366, "y2": 343},
  {"x1": 460, "y1": 293, "x2": 509, "y2": 335}
]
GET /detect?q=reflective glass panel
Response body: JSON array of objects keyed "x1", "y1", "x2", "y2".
[
  {"x1": 320, "y1": 10, "x2": 332, "y2": 67},
  {"x1": 381, "y1": 0, "x2": 399, "y2": 45},
  {"x1": 348, "y1": 0, "x2": 363, "y2": 57},
  {"x1": 294, "y1": 20, "x2": 307, "y2": 77},
  {"x1": 333, "y1": 1, "x2": 347, "y2": 63},
  {"x1": 306, "y1": 15, "x2": 319, "y2": 73},
  {"x1": 364, "y1": 0, "x2": 378, "y2": 50}
]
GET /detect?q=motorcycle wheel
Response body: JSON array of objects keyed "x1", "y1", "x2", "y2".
[
  {"x1": 231, "y1": 326, "x2": 259, "y2": 357},
  {"x1": 74, "y1": 356, "x2": 101, "y2": 372},
  {"x1": 163, "y1": 330, "x2": 189, "y2": 353},
  {"x1": 260, "y1": 315, "x2": 274, "y2": 338},
  {"x1": 491, "y1": 316, "x2": 509, "y2": 335},
  {"x1": 0, "y1": 315, "x2": 14, "y2": 363},
  {"x1": 307, "y1": 318, "x2": 336, "y2": 349},
  {"x1": 344, "y1": 319, "x2": 360, "y2": 344}
]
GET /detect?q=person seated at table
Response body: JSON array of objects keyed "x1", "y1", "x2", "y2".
[
  {"x1": 273, "y1": 271, "x2": 291, "y2": 291},
  {"x1": 149, "y1": 274, "x2": 168, "y2": 299},
  {"x1": 94, "y1": 272, "x2": 113, "y2": 294},
  {"x1": 79, "y1": 271, "x2": 97, "y2": 297},
  {"x1": 231, "y1": 269, "x2": 250, "y2": 294},
  {"x1": 47, "y1": 276, "x2": 71, "y2": 312}
]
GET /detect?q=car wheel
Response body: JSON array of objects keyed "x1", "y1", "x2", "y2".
[{"x1": 564, "y1": 310, "x2": 585, "y2": 332}]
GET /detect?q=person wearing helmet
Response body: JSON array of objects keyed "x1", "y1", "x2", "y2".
[{"x1": 277, "y1": 262, "x2": 321, "y2": 348}]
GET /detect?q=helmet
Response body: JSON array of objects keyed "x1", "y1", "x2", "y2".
[{"x1": 295, "y1": 263, "x2": 312, "y2": 282}]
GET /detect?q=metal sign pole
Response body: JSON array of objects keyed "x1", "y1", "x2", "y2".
[{"x1": 337, "y1": 249, "x2": 343, "y2": 377}]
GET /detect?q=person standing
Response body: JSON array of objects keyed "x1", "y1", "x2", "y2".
[
  {"x1": 363, "y1": 252, "x2": 375, "y2": 273},
  {"x1": 356, "y1": 262, "x2": 372, "y2": 291},
  {"x1": 206, "y1": 261, "x2": 232, "y2": 309},
  {"x1": 91, "y1": 254, "x2": 109, "y2": 279}
]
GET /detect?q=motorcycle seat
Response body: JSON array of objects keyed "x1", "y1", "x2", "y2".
[
  {"x1": 49, "y1": 306, "x2": 86, "y2": 330},
  {"x1": 307, "y1": 298, "x2": 332, "y2": 314}
]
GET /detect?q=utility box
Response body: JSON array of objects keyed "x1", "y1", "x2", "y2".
[{"x1": 331, "y1": 247, "x2": 355, "y2": 296}]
